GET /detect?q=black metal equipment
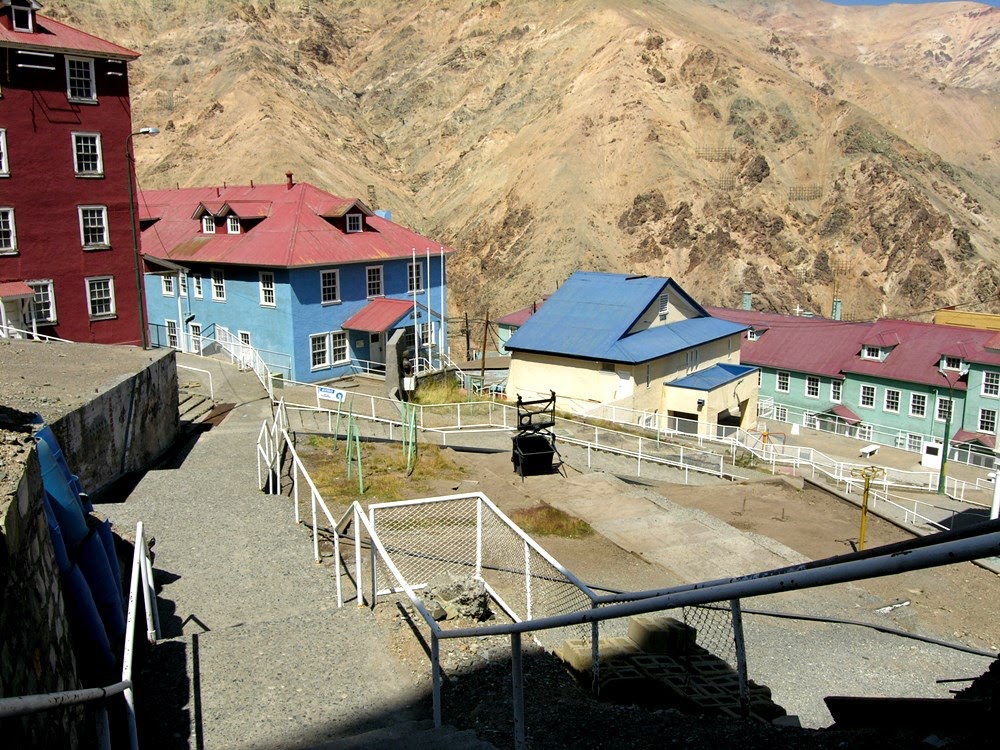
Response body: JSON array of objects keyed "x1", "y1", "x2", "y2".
[{"x1": 511, "y1": 391, "x2": 561, "y2": 478}]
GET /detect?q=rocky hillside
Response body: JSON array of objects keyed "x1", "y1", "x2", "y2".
[{"x1": 43, "y1": 0, "x2": 1000, "y2": 322}]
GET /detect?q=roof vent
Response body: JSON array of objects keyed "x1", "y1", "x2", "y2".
[{"x1": 286, "y1": 172, "x2": 294, "y2": 190}]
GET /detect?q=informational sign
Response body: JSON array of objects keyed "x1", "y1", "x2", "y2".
[{"x1": 317, "y1": 386, "x2": 347, "y2": 403}]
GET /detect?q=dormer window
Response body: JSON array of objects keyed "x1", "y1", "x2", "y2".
[
  {"x1": 202, "y1": 215, "x2": 215, "y2": 234},
  {"x1": 227, "y1": 215, "x2": 240, "y2": 234},
  {"x1": 346, "y1": 213, "x2": 363, "y2": 233},
  {"x1": 941, "y1": 355, "x2": 963, "y2": 371},
  {"x1": 861, "y1": 345, "x2": 881, "y2": 361},
  {"x1": 747, "y1": 327, "x2": 760, "y2": 341},
  {"x1": 11, "y1": 1, "x2": 34, "y2": 32}
]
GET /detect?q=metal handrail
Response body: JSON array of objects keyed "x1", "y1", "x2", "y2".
[
  {"x1": 0, "y1": 521, "x2": 159, "y2": 749},
  {"x1": 177, "y1": 364, "x2": 215, "y2": 401}
]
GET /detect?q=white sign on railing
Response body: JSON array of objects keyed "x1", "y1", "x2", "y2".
[{"x1": 317, "y1": 386, "x2": 347, "y2": 403}]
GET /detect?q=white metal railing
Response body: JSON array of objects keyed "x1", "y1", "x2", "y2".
[
  {"x1": 0, "y1": 324, "x2": 73, "y2": 343},
  {"x1": 0, "y1": 521, "x2": 159, "y2": 749},
  {"x1": 177, "y1": 364, "x2": 215, "y2": 401}
]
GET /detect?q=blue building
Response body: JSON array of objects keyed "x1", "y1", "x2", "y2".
[{"x1": 140, "y1": 178, "x2": 454, "y2": 383}]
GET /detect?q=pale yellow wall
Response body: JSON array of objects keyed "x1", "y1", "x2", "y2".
[
  {"x1": 934, "y1": 310, "x2": 1000, "y2": 332},
  {"x1": 628, "y1": 285, "x2": 703, "y2": 334}
]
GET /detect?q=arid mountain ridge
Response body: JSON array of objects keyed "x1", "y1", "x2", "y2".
[{"x1": 44, "y1": 0, "x2": 1000, "y2": 323}]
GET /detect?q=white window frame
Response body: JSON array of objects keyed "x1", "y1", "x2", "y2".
[
  {"x1": 72, "y1": 132, "x2": 103, "y2": 176},
  {"x1": 776, "y1": 370, "x2": 790, "y2": 393},
  {"x1": 857, "y1": 424, "x2": 873, "y2": 442},
  {"x1": 85, "y1": 276, "x2": 116, "y2": 319},
  {"x1": 210, "y1": 268, "x2": 226, "y2": 301},
  {"x1": 161, "y1": 275, "x2": 175, "y2": 296},
  {"x1": 884, "y1": 388, "x2": 900, "y2": 414},
  {"x1": 202, "y1": 215, "x2": 216, "y2": 234},
  {"x1": 860, "y1": 384, "x2": 875, "y2": 409},
  {"x1": 0, "y1": 129, "x2": 8, "y2": 177},
  {"x1": 346, "y1": 213, "x2": 363, "y2": 233},
  {"x1": 189, "y1": 323, "x2": 202, "y2": 355},
  {"x1": 774, "y1": 405, "x2": 788, "y2": 422},
  {"x1": 331, "y1": 331, "x2": 348, "y2": 363},
  {"x1": 910, "y1": 393, "x2": 927, "y2": 418},
  {"x1": 983, "y1": 371, "x2": 1000, "y2": 398},
  {"x1": 27, "y1": 280, "x2": 56, "y2": 324},
  {"x1": 936, "y1": 395, "x2": 952, "y2": 423},
  {"x1": 12, "y1": 4, "x2": 33, "y2": 32},
  {"x1": 227, "y1": 215, "x2": 240, "y2": 234},
  {"x1": 165, "y1": 319, "x2": 178, "y2": 348},
  {"x1": 66, "y1": 57, "x2": 96, "y2": 102},
  {"x1": 805, "y1": 375, "x2": 819, "y2": 399},
  {"x1": 178, "y1": 273, "x2": 187, "y2": 298},
  {"x1": 419, "y1": 321, "x2": 435, "y2": 347},
  {"x1": 979, "y1": 408, "x2": 997, "y2": 434},
  {"x1": 906, "y1": 433, "x2": 923, "y2": 453},
  {"x1": 747, "y1": 328, "x2": 759, "y2": 341},
  {"x1": 941, "y1": 356, "x2": 963, "y2": 371},
  {"x1": 366, "y1": 265, "x2": 383, "y2": 298},
  {"x1": 192, "y1": 273, "x2": 203, "y2": 299},
  {"x1": 320, "y1": 269, "x2": 340, "y2": 305},
  {"x1": 310, "y1": 333, "x2": 330, "y2": 370},
  {"x1": 259, "y1": 271, "x2": 276, "y2": 307},
  {"x1": 861, "y1": 345, "x2": 881, "y2": 360},
  {"x1": 831, "y1": 380, "x2": 842, "y2": 404},
  {"x1": 0, "y1": 207, "x2": 16, "y2": 254},
  {"x1": 78, "y1": 205, "x2": 109, "y2": 248},
  {"x1": 407, "y1": 261, "x2": 423, "y2": 294}
]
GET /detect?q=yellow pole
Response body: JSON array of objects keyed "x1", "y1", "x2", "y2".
[{"x1": 851, "y1": 465, "x2": 885, "y2": 551}]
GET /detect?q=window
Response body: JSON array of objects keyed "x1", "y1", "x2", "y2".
[
  {"x1": 407, "y1": 261, "x2": 423, "y2": 294},
  {"x1": 861, "y1": 345, "x2": 881, "y2": 360},
  {"x1": 685, "y1": 348, "x2": 699, "y2": 373},
  {"x1": 86, "y1": 276, "x2": 115, "y2": 319},
  {"x1": 190, "y1": 323, "x2": 202, "y2": 354},
  {"x1": 12, "y1": 4, "x2": 33, "y2": 32},
  {"x1": 860, "y1": 385, "x2": 875, "y2": 408},
  {"x1": 983, "y1": 371, "x2": 1000, "y2": 398},
  {"x1": 906, "y1": 433, "x2": 923, "y2": 452},
  {"x1": 347, "y1": 213, "x2": 363, "y2": 233},
  {"x1": 166, "y1": 319, "x2": 178, "y2": 348},
  {"x1": 162, "y1": 275, "x2": 175, "y2": 296},
  {"x1": 310, "y1": 333, "x2": 329, "y2": 370},
  {"x1": 0, "y1": 208, "x2": 16, "y2": 254},
  {"x1": 72, "y1": 133, "x2": 103, "y2": 176},
  {"x1": 757, "y1": 370, "x2": 761, "y2": 387},
  {"x1": 320, "y1": 270, "x2": 339, "y2": 304},
  {"x1": 419, "y1": 322, "x2": 435, "y2": 347},
  {"x1": 66, "y1": 57, "x2": 96, "y2": 101},
  {"x1": 202, "y1": 216, "x2": 216, "y2": 234},
  {"x1": 227, "y1": 215, "x2": 240, "y2": 234},
  {"x1": 884, "y1": 389, "x2": 900, "y2": 413},
  {"x1": 747, "y1": 328, "x2": 760, "y2": 341},
  {"x1": 28, "y1": 280, "x2": 56, "y2": 324},
  {"x1": 0, "y1": 129, "x2": 8, "y2": 176},
  {"x1": 178, "y1": 274, "x2": 187, "y2": 297},
  {"x1": 774, "y1": 405, "x2": 788, "y2": 422},
  {"x1": 910, "y1": 393, "x2": 927, "y2": 418},
  {"x1": 192, "y1": 273, "x2": 203, "y2": 299},
  {"x1": 657, "y1": 293, "x2": 669, "y2": 321},
  {"x1": 776, "y1": 371, "x2": 790, "y2": 393},
  {"x1": 831, "y1": 381, "x2": 842, "y2": 403},
  {"x1": 805, "y1": 375, "x2": 819, "y2": 399},
  {"x1": 936, "y1": 396, "x2": 952, "y2": 422},
  {"x1": 857, "y1": 424, "x2": 873, "y2": 442},
  {"x1": 366, "y1": 265, "x2": 383, "y2": 297},
  {"x1": 331, "y1": 331, "x2": 348, "y2": 363},
  {"x1": 979, "y1": 409, "x2": 997, "y2": 434},
  {"x1": 259, "y1": 271, "x2": 275, "y2": 307},
  {"x1": 79, "y1": 206, "x2": 109, "y2": 248},
  {"x1": 211, "y1": 269, "x2": 225, "y2": 301},
  {"x1": 941, "y1": 356, "x2": 963, "y2": 371}
]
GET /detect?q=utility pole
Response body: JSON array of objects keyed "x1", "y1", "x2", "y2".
[
  {"x1": 464, "y1": 312, "x2": 471, "y2": 362},
  {"x1": 481, "y1": 309, "x2": 489, "y2": 386},
  {"x1": 851, "y1": 465, "x2": 885, "y2": 551}
]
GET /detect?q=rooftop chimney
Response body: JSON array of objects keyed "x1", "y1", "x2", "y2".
[
  {"x1": 286, "y1": 172, "x2": 294, "y2": 190},
  {"x1": 742, "y1": 291, "x2": 752, "y2": 311},
  {"x1": 832, "y1": 298, "x2": 843, "y2": 321}
]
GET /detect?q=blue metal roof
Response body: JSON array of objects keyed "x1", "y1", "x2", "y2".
[
  {"x1": 505, "y1": 272, "x2": 744, "y2": 364},
  {"x1": 670, "y1": 363, "x2": 757, "y2": 391}
]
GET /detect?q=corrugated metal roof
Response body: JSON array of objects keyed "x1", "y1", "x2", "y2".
[
  {"x1": 0, "y1": 281, "x2": 33, "y2": 299},
  {"x1": 828, "y1": 404, "x2": 862, "y2": 425},
  {"x1": 706, "y1": 308, "x2": 1000, "y2": 389},
  {"x1": 342, "y1": 298, "x2": 413, "y2": 332},
  {"x1": 670, "y1": 363, "x2": 756, "y2": 391},
  {"x1": 0, "y1": 12, "x2": 138, "y2": 59},
  {"x1": 505, "y1": 272, "x2": 739, "y2": 364},
  {"x1": 139, "y1": 182, "x2": 455, "y2": 268},
  {"x1": 952, "y1": 429, "x2": 995, "y2": 450},
  {"x1": 497, "y1": 296, "x2": 549, "y2": 327}
]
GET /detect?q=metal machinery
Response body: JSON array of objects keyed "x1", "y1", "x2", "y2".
[{"x1": 511, "y1": 391, "x2": 561, "y2": 477}]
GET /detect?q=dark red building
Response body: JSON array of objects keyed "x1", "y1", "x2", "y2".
[{"x1": 0, "y1": 1, "x2": 146, "y2": 345}]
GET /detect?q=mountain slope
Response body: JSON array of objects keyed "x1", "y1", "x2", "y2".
[{"x1": 43, "y1": 0, "x2": 1000, "y2": 322}]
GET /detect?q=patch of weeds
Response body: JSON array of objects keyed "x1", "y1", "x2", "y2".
[
  {"x1": 509, "y1": 505, "x2": 593, "y2": 539},
  {"x1": 734, "y1": 450, "x2": 757, "y2": 469}
]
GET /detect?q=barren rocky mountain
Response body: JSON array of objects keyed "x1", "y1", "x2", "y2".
[{"x1": 44, "y1": 0, "x2": 1000, "y2": 322}]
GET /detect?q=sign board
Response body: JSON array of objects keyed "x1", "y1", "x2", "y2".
[
  {"x1": 317, "y1": 386, "x2": 347, "y2": 403},
  {"x1": 921, "y1": 441, "x2": 943, "y2": 470},
  {"x1": 403, "y1": 376, "x2": 416, "y2": 392}
]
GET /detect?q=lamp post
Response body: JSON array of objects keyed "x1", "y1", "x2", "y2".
[
  {"x1": 126, "y1": 127, "x2": 160, "y2": 348},
  {"x1": 936, "y1": 367, "x2": 964, "y2": 496}
]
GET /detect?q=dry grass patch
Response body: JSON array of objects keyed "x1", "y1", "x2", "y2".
[{"x1": 508, "y1": 505, "x2": 593, "y2": 539}]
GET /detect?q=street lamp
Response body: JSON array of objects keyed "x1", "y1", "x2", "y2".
[
  {"x1": 126, "y1": 127, "x2": 160, "y2": 348},
  {"x1": 936, "y1": 365, "x2": 966, "y2": 495}
]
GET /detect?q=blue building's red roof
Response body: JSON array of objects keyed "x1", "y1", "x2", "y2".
[
  {"x1": 139, "y1": 182, "x2": 455, "y2": 269},
  {"x1": 342, "y1": 298, "x2": 414, "y2": 333}
]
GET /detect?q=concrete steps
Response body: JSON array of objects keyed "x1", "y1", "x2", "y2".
[{"x1": 177, "y1": 391, "x2": 216, "y2": 423}]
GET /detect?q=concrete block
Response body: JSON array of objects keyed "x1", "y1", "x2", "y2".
[{"x1": 627, "y1": 614, "x2": 697, "y2": 655}]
